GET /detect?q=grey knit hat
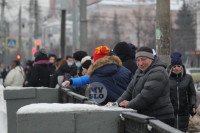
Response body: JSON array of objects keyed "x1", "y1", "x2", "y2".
[{"x1": 135, "y1": 46, "x2": 154, "y2": 59}]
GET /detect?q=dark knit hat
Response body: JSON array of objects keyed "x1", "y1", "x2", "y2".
[
  {"x1": 170, "y1": 52, "x2": 182, "y2": 66},
  {"x1": 135, "y1": 46, "x2": 154, "y2": 59},
  {"x1": 113, "y1": 42, "x2": 131, "y2": 61},
  {"x1": 81, "y1": 56, "x2": 92, "y2": 70},
  {"x1": 128, "y1": 43, "x2": 136, "y2": 59},
  {"x1": 73, "y1": 51, "x2": 87, "y2": 61}
]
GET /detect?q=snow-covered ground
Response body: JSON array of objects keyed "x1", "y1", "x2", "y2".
[{"x1": 0, "y1": 84, "x2": 7, "y2": 133}]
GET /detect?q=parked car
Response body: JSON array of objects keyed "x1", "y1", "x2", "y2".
[{"x1": 186, "y1": 68, "x2": 200, "y2": 83}]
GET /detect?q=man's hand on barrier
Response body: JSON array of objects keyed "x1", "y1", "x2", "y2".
[
  {"x1": 62, "y1": 81, "x2": 70, "y2": 88},
  {"x1": 119, "y1": 100, "x2": 129, "y2": 108}
]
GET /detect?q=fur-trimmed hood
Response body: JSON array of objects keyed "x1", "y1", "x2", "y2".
[{"x1": 88, "y1": 55, "x2": 122, "y2": 76}]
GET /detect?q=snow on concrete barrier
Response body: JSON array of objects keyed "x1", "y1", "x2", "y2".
[{"x1": 16, "y1": 103, "x2": 135, "y2": 133}]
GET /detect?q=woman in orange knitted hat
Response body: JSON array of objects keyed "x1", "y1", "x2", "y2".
[{"x1": 87, "y1": 46, "x2": 133, "y2": 105}]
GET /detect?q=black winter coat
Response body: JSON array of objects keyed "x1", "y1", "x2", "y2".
[
  {"x1": 169, "y1": 65, "x2": 196, "y2": 131},
  {"x1": 50, "y1": 64, "x2": 71, "y2": 88},
  {"x1": 27, "y1": 64, "x2": 50, "y2": 87},
  {"x1": 117, "y1": 56, "x2": 174, "y2": 120}
]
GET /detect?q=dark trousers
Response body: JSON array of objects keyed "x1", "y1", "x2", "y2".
[{"x1": 160, "y1": 118, "x2": 175, "y2": 127}]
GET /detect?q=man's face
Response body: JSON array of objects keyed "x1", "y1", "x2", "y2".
[
  {"x1": 136, "y1": 57, "x2": 153, "y2": 71},
  {"x1": 67, "y1": 58, "x2": 74, "y2": 63},
  {"x1": 49, "y1": 57, "x2": 56, "y2": 63}
]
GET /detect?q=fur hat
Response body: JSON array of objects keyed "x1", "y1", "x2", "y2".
[
  {"x1": 73, "y1": 51, "x2": 87, "y2": 61},
  {"x1": 81, "y1": 56, "x2": 92, "y2": 70},
  {"x1": 34, "y1": 48, "x2": 48, "y2": 61},
  {"x1": 170, "y1": 52, "x2": 182, "y2": 66},
  {"x1": 135, "y1": 46, "x2": 154, "y2": 59},
  {"x1": 93, "y1": 46, "x2": 110, "y2": 62}
]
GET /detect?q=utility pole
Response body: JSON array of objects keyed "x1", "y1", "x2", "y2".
[
  {"x1": 156, "y1": 0, "x2": 171, "y2": 66},
  {"x1": 0, "y1": 0, "x2": 5, "y2": 64},
  {"x1": 79, "y1": 0, "x2": 88, "y2": 52},
  {"x1": 34, "y1": 0, "x2": 39, "y2": 39},
  {"x1": 60, "y1": 0, "x2": 67, "y2": 58},
  {"x1": 19, "y1": 4, "x2": 22, "y2": 59},
  {"x1": 29, "y1": 0, "x2": 34, "y2": 60},
  {"x1": 73, "y1": 0, "x2": 79, "y2": 51}
]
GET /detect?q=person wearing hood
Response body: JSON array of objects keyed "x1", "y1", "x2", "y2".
[
  {"x1": 113, "y1": 42, "x2": 137, "y2": 74},
  {"x1": 88, "y1": 46, "x2": 133, "y2": 105},
  {"x1": 116, "y1": 46, "x2": 175, "y2": 127},
  {"x1": 26, "y1": 48, "x2": 51, "y2": 87},
  {"x1": 4, "y1": 60, "x2": 25, "y2": 87},
  {"x1": 168, "y1": 52, "x2": 196, "y2": 132}
]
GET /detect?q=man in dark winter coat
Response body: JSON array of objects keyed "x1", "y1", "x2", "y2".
[
  {"x1": 88, "y1": 46, "x2": 133, "y2": 105},
  {"x1": 169, "y1": 52, "x2": 196, "y2": 132},
  {"x1": 116, "y1": 46, "x2": 175, "y2": 127}
]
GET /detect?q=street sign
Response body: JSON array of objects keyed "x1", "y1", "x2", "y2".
[
  {"x1": 24, "y1": 41, "x2": 34, "y2": 50},
  {"x1": 5, "y1": 37, "x2": 18, "y2": 50}
]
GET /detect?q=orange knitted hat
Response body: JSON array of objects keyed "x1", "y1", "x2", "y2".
[{"x1": 93, "y1": 46, "x2": 110, "y2": 62}]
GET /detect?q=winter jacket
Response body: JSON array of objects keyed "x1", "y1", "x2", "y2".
[
  {"x1": 122, "y1": 59, "x2": 137, "y2": 74},
  {"x1": 116, "y1": 56, "x2": 174, "y2": 120},
  {"x1": 4, "y1": 66, "x2": 25, "y2": 87},
  {"x1": 27, "y1": 60, "x2": 50, "y2": 87},
  {"x1": 69, "y1": 74, "x2": 89, "y2": 87},
  {"x1": 88, "y1": 55, "x2": 133, "y2": 105},
  {"x1": 50, "y1": 64, "x2": 71, "y2": 88},
  {"x1": 169, "y1": 65, "x2": 196, "y2": 131}
]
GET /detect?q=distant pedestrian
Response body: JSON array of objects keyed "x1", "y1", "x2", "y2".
[
  {"x1": 66, "y1": 55, "x2": 77, "y2": 77},
  {"x1": 169, "y1": 52, "x2": 196, "y2": 132},
  {"x1": 23, "y1": 60, "x2": 33, "y2": 87},
  {"x1": 48, "y1": 54, "x2": 57, "y2": 76},
  {"x1": 73, "y1": 51, "x2": 87, "y2": 77},
  {"x1": 50, "y1": 59, "x2": 71, "y2": 88},
  {"x1": 4, "y1": 60, "x2": 25, "y2": 87},
  {"x1": 116, "y1": 46, "x2": 175, "y2": 127},
  {"x1": 26, "y1": 48, "x2": 50, "y2": 87}
]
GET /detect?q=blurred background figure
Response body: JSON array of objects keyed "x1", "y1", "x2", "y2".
[
  {"x1": 23, "y1": 60, "x2": 33, "y2": 87},
  {"x1": 73, "y1": 51, "x2": 88, "y2": 77},
  {"x1": 66, "y1": 55, "x2": 77, "y2": 77},
  {"x1": 26, "y1": 48, "x2": 50, "y2": 87},
  {"x1": 50, "y1": 59, "x2": 70, "y2": 88},
  {"x1": 48, "y1": 54, "x2": 57, "y2": 77},
  {"x1": 4, "y1": 60, "x2": 25, "y2": 87}
]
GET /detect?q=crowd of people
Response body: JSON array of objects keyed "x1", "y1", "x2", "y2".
[{"x1": 0, "y1": 41, "x2": 197, "y2": 132}]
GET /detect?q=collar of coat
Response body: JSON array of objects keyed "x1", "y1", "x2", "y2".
[{"x1": 88, "y1": 55, "x2": 122, "y2": 76}]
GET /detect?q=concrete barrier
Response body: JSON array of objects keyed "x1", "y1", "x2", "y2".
[
  {"x1": 4, "y1": 87, "x2": 58, "y2": 133},
  {"x1": 16, "y1": 103, "x2": 135, "y2": 133}
]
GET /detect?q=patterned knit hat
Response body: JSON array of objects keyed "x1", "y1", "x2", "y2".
[
  {"x1": 93, "y1": 46, "x2": 110, "y2": 62},
  {"x1": 170, "y1": 52, "x2": 182, "y2": 66},
  {"x1": 81, "y1": 56, "x2": 92, "y2": 70},
  {"x1": 135, "y1": 46, "x2": 154, "y2": 59}
]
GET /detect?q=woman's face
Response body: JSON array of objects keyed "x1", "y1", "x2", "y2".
[{"x1": 172, "y1": 65, "x2": 182, "y2": 73}]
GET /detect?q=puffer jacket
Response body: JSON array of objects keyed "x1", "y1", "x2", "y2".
[
  {"x1": 88, "y1": 55, "x2": 133, "y2": 105},
  {"x1": 117, "y1": 56, "x2": 174, "y2": 120},
  {"x1": 4, "y1": 66, "x2": 25, "y2": 87},
  {"x1": 169, "y1": 65, "x2": 196, "y2": 131}
]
